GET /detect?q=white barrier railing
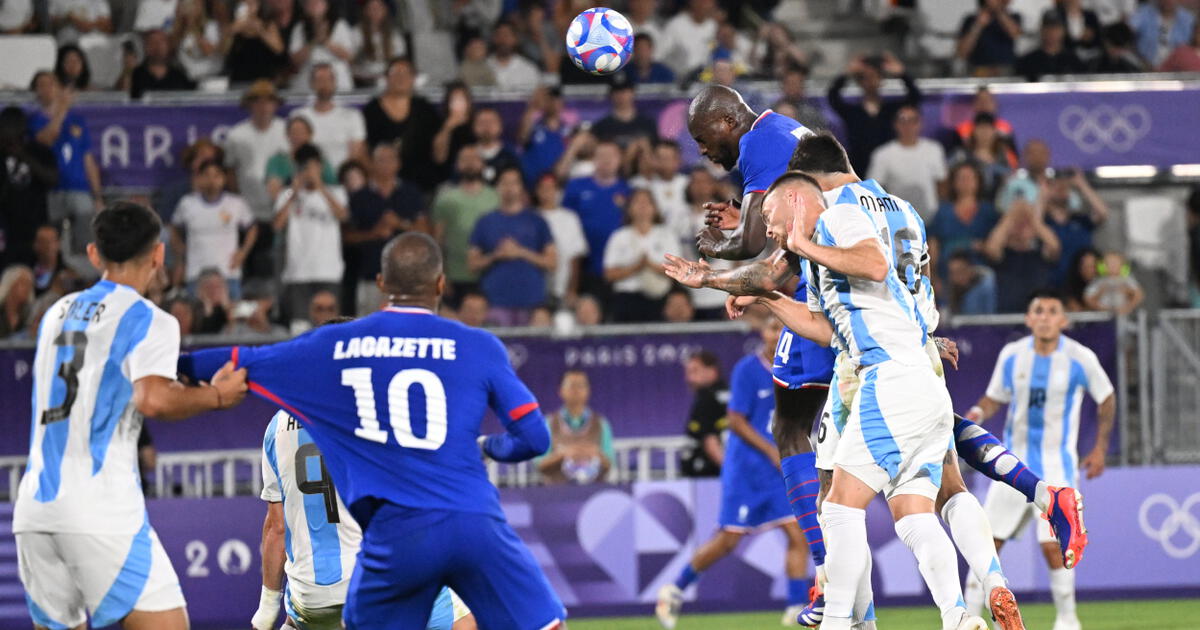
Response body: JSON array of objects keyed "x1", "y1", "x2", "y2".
[{"x1": 0, "y1": 436, "x2": 699, "y2": 501}]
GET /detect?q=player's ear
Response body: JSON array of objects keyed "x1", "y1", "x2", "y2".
[
  {"x1": 435, "y1": 274, "x2": 446, "y2": 297},
  {"x1": 86, "y1": 243, "x2": 103, "y2": 271},
  {"x1": 375, "y1": 272, "x2": 384, "y2": 294},
  {"x1": 151, "y1": 242, "x2": 166, "y2": 269}
]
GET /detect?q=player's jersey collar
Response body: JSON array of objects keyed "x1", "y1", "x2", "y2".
[
  {"x1": 384, "y1": 306, "x2": 435, "y2": 315},
  {"x1": 750, "y1": 109, "x2": 774, "y2": 130}
]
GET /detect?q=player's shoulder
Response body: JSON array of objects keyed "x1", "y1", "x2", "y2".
[
  {"x1": 999, "y1": 335, "x2": 1033, "y2": 358},
  {"x1": 263, "y1": 410, "x2": 287, "y2": 443},
  {"x1": 732, "y1": 353, "x2": 759, "y2": 376},
  {"x1": 1058, "y1": 334, "x2": 1101, "y2": 364}
]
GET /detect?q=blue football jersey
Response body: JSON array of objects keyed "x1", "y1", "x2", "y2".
[
  {"x1": 180, "y1": 307, "x2": 542, "y2": 521},
  {"x1": 723, "y1": 353, "x2": 783, "y2": 491},
  {"x1": 736, "y1": 110, "x2": 812, "y2": 200}
]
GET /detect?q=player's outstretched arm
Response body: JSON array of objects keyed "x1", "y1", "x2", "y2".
[
  {"x1": 663, "y1": 249, "x2": 798, "y2": 297},
  {"x1": 697, "y1": 192, "x2": 769, "y2": 260},
  {"x1": 744, "y1": 293, "x2": 835, "y2": 347},
  {"x1": 133, "y1": 361, "x2": 247, "y2": 420},
  {"x1": 480, "y1": 334, "x2": 552, "y2": 463}
]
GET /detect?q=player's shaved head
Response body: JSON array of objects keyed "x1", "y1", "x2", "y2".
[
  {"x1": 379, "y1": 232, "x2": 444, "y2": 302},
  {"x1": 687, "y1": 85, "x2": 757, "y2": 171}
]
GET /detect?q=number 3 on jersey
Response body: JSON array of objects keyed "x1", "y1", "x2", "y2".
[{"x1": 340, "y1": 368, "x2": 447, "y2": 449}]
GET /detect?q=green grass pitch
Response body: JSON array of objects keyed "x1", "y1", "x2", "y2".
[{"x1": 567, "y1": 599, "x2": 1200, "y2": 629}]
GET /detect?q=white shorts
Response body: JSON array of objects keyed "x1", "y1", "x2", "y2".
[
  {"x1": 984, "y1": 480, "x2": 1056, "y2": 543},
  {"x1": 834, "y1": 360, "x2": 953, "y2": 501},
  {"x1": 17, "y1": 524, "x2": 185, "y2": 628},
  {"x1": 815, "y1": 352, "x2": 858, "y2": 471}
]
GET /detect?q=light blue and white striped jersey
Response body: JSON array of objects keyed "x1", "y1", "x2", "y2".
[
  {"x1": 14, "y1": 280, "x2": 180, "y2": 535},
  {"x1": 262, "y1": 410, "x2": 362, "y2": 609},
  {"x1": 805, "y1": 202, "x2": 928, "y2": 368},
  {"x1": 823, "y1": 179, "x2": 939, "y2": 334},
  {"x1": 984, "y1": 335, "x2": 1114, "y2": 486}
]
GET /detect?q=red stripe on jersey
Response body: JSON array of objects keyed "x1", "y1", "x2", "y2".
[
  {"x1": 751, "y1": 109, "x2": 774, "y2": 130},
  {"x1": 509, "y1": 402, "x2": 539, "y2": 421},
  {"x1": 250, "y1": 382, "x2": 309, "y2": 423},
  {"x1": 231, "y1": 346, "x2": 240, "y2": 369}
]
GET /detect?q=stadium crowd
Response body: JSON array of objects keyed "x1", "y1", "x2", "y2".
[{"x1": 0, "y1": 0, "x2": 1198, "y2": 339}]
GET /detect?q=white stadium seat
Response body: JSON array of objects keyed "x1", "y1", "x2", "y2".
[{"x1": 0, "y1": 35, "x2": 57, "y2": 90}]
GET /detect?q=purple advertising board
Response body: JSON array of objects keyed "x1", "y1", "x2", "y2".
[
  {"x1": 0, "y1": 465, "x2": 1192, "y2": 628},
  {"x1": 34, "y1": 83, "x2": 1200, "y2": 190}
]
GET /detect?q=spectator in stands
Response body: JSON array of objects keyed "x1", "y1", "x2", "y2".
[
  {"x1": 1084, "y1": 251, "x2": 1144, "y2": 314},
  {"x1": 135, "y1": 0, "x2": 179, "y2": 32},
  {"x1": 226, "y1": 280, "x2": 288, "y2": 337},
  {"x1": 293, "y1": 64, "x2": 367, "y2": 171},
  {"x1": 663, "y1": 288, "x2": 696, "y2": 323},
  {"x1": 529, "y1": 306, "x2": 553, "y2": 328},
  {"x1": 573, "y1": 293, "x2": 603, "y2": 325},
  {"x1": 564, "y1": 141, "x2": 631, "y2": 294},
  {"x1": 1088, "y1": 0, "x2": 1137, "y2": 26},
  {"x1": 432, "y1": 145, "x2": 500, "y2": 305},
  {"x1": 631, "y1": 140, "x2": 690, "y2": 241},
  {"x1": 265, "y1": 115, "x2": 336, "y2": 201},
  {"x1": 593, "y1": 78, "x2": 659, "y2": 150},
  {"x1": 534, "y1": 174, "x2": 588, "y2": 308},
  {"x1": 603, "y1": 189, "x2": 680, "y2": 322},
  {"x1": 516, "y1": 1, "x2": 559, "y2": 74},
  {"x1": 1065, "y1": 248, "x2": 1100, "y2": 310},
  {"x1": 1015, "y1": 12, "x2": 1086, "y2": 81},
  {"x1": 225, "y1": 0, "x2": 290, "y2": 84},
  {"x1": 488, "y1": 20, "x2": 541, "y2": 92},
  {"x1": 456, "y1": 292, "x2": 490, "y2": 328},
  {"x1": 538, "y1": 370, "x2": 616, "y2": 485},
  {"x1": 194, "y1": 268, "x2": 231, "y2": 334},
  {"x1": 350, "y1": 0, "x2": 406, "y2": 87},
  {"x1": 345, "y1": 142, "x2": 426, "y2": 315},
  {"x1": 0, "y1": 265, "x2": 34, "y2": 338},
  {"x1": 774, "y1": 64, "x2": 828, "y2": 131},
  {"x1": 950, "y1": 112, "x2": 1013, "y2": 201},
  {"x1": 49, "y1": 0, "x2": 113, "y2": 43},
  {"x1": 1131, "y1": 0, "x2": 1196, "y2": 67},
  {"x1": 956, "y1": 0, "x2": 1023, "y2": 76},
  {"x1": 1089, "y1": 21, "x2": 1148, "y2": 72},
  {"x1": 625, "y1": 34, "x2": 676, "y2": 85},
  {"x1": 753, "y1": 23, "x2": 812, "y2": 82},
  {"x1": 306, "y1": 289, "x2": 340, "y2": 328},
  {"x1": 31, "y1": 226, "x2": 66, "y2": 297},
  {"x1": 338, "y1": 159, "x2": 367, "y2": 194},
  {"x1": 827, "y1": 53, "x2": 922, "y2": 176},
  {"x1": 29, "y1": 71, "x2": 103, "y2": 260},
  {"x1": 155, "y1": 138, "x2": 223, "y2": 226},
  {"x1": 682, "y1": 349, "x2": 727, "y2": 477},
  {"x1": 172, "y1": 0, "x2": 225, "y2": 81},
  {"x1": 290, "y1": 0, "x2": 354, "y2": 91},
  {"x1": 519, "y1": 86, "x2": 569, "y2": 188},
  {"x1": 1043, "y1": 169, "x2": 1109, "y2": 287},
  {"x1": 468, "y1": 168, "x2": 556, "y2": 327},
  {"x1": 459, "y1": 36, "x2": 497, "y2": 87},
  {"x1": 867, "y1": 105, "x2": 947, "y2": 221},
  {"x1": 54, "y1": 44, "x2": 91, "y2": 90},
  {"x1": 984, "y1": 198, "x2": 1061, "y2": 312},
  {"x1": 165, "y1": 296, "x2": 199, "y2": 336},
  {"x1": 273, "y1": 144, "x2": 348, "y2": 324},
  {"x1": 473, "y1": 108, "x2": 520, "y2": 186},
  {"x1": 1159, "y1": 21, "x2": 1200, "y2": 71},
  {"x1": 930, "y1": 162, "x2": 1000, "y2": 286},
  {"x1": 1053, "y1": 0, "x2": 1103, "y2": 59},
  {"x1": 0, "y1": 107, "x2": 56, "y2": 268},
  {"x1": 712, "y1": 22, "x2": 754, "y2": 71},
  {"x1": 363, "y1": 57, "x2": 443, "y2": 192},
  {"x1": 432, "y1": 82, "x2": 477, "y2": 176},
  {"x1": 661, "y1": 0, "x2": 718, "y2": 77},
  {"x1": 130, "y1": 29, "x2": 198, "y2": 99},
  {"x1": 0, "y1": 0, "x2": 32, "y2": 33},
  {"x1": 224, "y1": 80, "x2": 288, "y2": 221},
  {"x1": 946, "y1": 250, "x2": 998, "y2": 315},
  {"x1": 997, "y1": 138, "x2": 1054, "y2": 210},
  {"x1": 627, "y1": 0, "x2": 665, "y2": 55},
  {"x1": 171, "y1": 159, "x2": 258, "y2": 298}
]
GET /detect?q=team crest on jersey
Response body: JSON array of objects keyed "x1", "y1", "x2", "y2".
[{"x1": 70, "y1": 125, "x2": 82, "y2": 138}]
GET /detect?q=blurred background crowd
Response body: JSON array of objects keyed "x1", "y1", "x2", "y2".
[{"x1": 0, "y1": 0, "x2": 1197, "y2": 341}]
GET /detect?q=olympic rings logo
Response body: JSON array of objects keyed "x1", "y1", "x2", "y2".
[
  {"x1": 1138, "y1": 492, "x2": 1200, "y2": 559},
  {"x1": 1057, "y1": 105, "x2": 1151, "y2": 154}
]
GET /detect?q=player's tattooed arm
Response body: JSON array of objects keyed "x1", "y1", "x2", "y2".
[
  {"x1": 662, "y1": 249, "x2": 798, "y2": 297},
  {"x1": 696, "y1": 192, "x2": 769, "y2": 260},
  {"x1": 733, "y1": 292, "x2": 835, "y2": 347}
]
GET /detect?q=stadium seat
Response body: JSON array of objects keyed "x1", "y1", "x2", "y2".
[
  {"x1": 0, "y1": 36, "x2": 57, "y2": 90},
  {"x1": 79, "y1": 33, "x2": 135, "y2": 92},
  {"x1": 916, "y1": 0, "x2": 974, "y2": 64},
  {"x1": 1124, "y1": 195, "x2": 1180, "y2": 270}
]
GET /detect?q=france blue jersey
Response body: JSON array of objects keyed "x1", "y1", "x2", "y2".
[
  {"x1": 725, "y1": 353, "x2": 781, "y2": 484},
  {"x1": 736, "y1": 110, "x2": 812, "y2": 200},
  {"x1": 773, "y1": 264, "x2": 836, "y2": 388},
  {"x1": 181, "y1": 306, "x2": 545, "y2": 522}
]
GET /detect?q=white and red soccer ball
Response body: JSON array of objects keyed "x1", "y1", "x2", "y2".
[{"x1": 566, "y1": 8, "x2": 634, "y2": 75}]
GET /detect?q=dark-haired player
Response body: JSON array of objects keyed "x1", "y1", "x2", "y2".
[
  {"x1": 179, "y1": 233, "x2": 565, "y2": 629},
  {"x1": 15, "y1": 201, "x2": 248, "y2": 629}
]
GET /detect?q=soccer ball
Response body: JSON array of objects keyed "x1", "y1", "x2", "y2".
[{"x1": 566, "y1": 8, "x2": 634, "y2": 75}]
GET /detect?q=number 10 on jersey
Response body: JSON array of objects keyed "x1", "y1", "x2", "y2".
[{"x1": 340, "y1": 368, "x2": 448, "y2": 450}]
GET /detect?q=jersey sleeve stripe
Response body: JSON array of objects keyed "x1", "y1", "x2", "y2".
[
  {"x1": 508, "y1": 402, "x2": 539, "y2": 421},
  {"x1": 231, "y1": 346, "x2": 240, "y2": 368},
  {"x1": 250, "y1": 382, "x2": 310, "y2": 422}
]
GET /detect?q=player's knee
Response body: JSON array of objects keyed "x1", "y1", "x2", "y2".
[{"x1": 715, "y1": 530, "x2": 743, "y2": 554}]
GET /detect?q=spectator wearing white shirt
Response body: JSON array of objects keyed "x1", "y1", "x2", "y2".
[
  {"x1": 290, "y1": 0, "x2": 355, "y2": 91},
  {"x1": 631, "y1": 140, "x2": 690, "y2": 245},
  {"x1": 49, "y1": 0, "x2": 112, "y2": 43},
  {"x1": 349, "y1": 0, "x2": 406, "y2": 87},
  {"x1": 273, "y1": 144, "x2": 349, "y2": 325},
  {"x1": 0, "y1": 0, "x2": 33, "y2": 33},
  {"x1": 171, "y1": 0, "x2": 224, "y2": 80},
  {"x1": 488, "y1": 20, "x2": 541, "y2": 92},
  {"x1": 134, "y1": 0, "x2": 178, "y2": 32},
  {"x1": 660, "y1": 0, "x2": 718, "y2": 76},
  {"x1": 170, "y1": 160, "x2": 259, "y2": 298},
  {"x1": 603, "y1": 189, "x2": 682, "y2": 322},
  {"x1": 292, "y1": 63, "x2": 367, "y2": 171},
  {"x1": 867, "y1": 104, "x2": 947, "y2": 222},
  {"x1": 534, "y1": 174, "x2": 588, "y2": 307},
  {"x1": 223, "y1": 80, "x2": 289, "y2": 221},
  {"x1": 626, "y1": 0, "x2": 665, "y2": 60}
]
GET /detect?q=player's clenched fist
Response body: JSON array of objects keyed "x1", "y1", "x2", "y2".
[{"x1": 211, "y1": 360, "x2": 249, "y2": 409}]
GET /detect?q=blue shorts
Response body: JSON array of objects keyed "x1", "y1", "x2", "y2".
[
  {"x1": 772, "y1": 326, "x2": 835, "y2": 389},
  {"x1": 344, "y1": 504, "x2": 565, "y2": 630},
  {"x1": 718, "y1": 481, "x2": 792, "y2": 531}
]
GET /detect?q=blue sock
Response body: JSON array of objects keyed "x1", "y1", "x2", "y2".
[
  {"x1": 954, "y1": 418, "x2": 1041, "y2": 503},
  {"x1": 674, "y1": 564, "x2": 700, "y2": 590},
  {"x1": 787, "y1": 578, "x2": 811, "y2": 605},
  {"x1": 781, "y1": 452, "x2": 825, "y2": 566}
]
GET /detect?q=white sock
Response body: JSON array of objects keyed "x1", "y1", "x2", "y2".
[
  {"x1": 853, "y1": 542, "x2": 874, "y2": 624},
  {"x1": 821, "y1": 502, "x2": 870, "y2": 624},
  {"x1": 894, "y1": 513, "x2": 966, "y2": 630},
  {"x1": 942, "y1": 492, "x2": 1007, "y2": 594},
  {"x1": 964, "y1": 572, "x2": 986, "y2": 619},
  {"x1": 1050, "y1": 567, "x2": 1078, "y2": 623},
  {"x1": 1034, "y1": 481, "x2": 1050, "y2": 513}
]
